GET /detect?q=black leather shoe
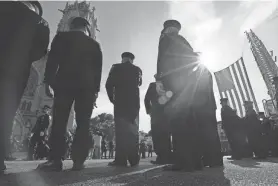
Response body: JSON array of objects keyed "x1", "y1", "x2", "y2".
[
  {"x1": 108, "y1": 161, "x2": 127, "y2": 167},
  {"x1": 72, "y1": 163, "x2": 85, "y2": 171},
  {"x1": 36, "y1": 160, "x2": 63, "y2": 172}
]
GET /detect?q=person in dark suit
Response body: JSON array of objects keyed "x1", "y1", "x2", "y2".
[
  {"x1": 144, "y1": 75, "x2": 171, "y2": 164},
  {"x1": 220, "y1": 98, "x2": 244, "y2": 160},
  {"x1": 0, "y1": 1, "x2": 49, "y2": 173},
  {"x1": 106, "y1": 52, "x2": 142, "y2": 167},
  {"x1": 37, "y1": 17, "x2": 103, "y2": 171},
  {"x1": 28, "y1": 105, "x2": 51, "y2": 160},
  {"x1": 243, "y1": 101, "x2": 267, "y2": 159}
]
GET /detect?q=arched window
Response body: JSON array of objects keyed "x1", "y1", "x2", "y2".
[
  {"x1": 26, "y1": 102, "x2": 32, "y2": 111},
  {"x1": 21, "y1": 101, "x2": 27, "y2": 110}
]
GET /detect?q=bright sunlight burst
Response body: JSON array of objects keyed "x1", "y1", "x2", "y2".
[{"x1": 198, "y1": 49, "x2": 219, "y2": 72}]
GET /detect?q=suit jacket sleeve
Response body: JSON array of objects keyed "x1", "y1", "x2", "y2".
[
  {"x1": 93, "y1": 43, "x2": 103, "y2": 93},
  {"x1": 144, "y1": 83, "x2": 153, "y2": 114},
  {"x1": 138, "y1": 67, "x2": 143, "y2": 87},
  {"x1": 44, "y1": 34, "x2": 60, "y2": 85},
  {"x1": 105, "y1": 65, "x2": 116, "y2": 103},
  {"x1": 30, "y1": 18, "x2": 50, "y2": 62},
  {"x1": 157, "y1": 36, "x2": 171, "y2": 75}
]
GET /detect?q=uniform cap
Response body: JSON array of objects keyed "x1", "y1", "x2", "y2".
[
  {"x1": 71, "y1": 17, "x2": 90, "y2": 28},
  {"x1": 29, "y1": 1, "x2": 43, "y2": 16},
  {"x1": 43, "y1": 105, "x2": 51, "y2": 110},
  {"x1": 163, "y1": 20, "x2": 181, "y2": 31},
  {"x1": 220, "y1": 98, "x2": 228, "y2": 104},
  {"x1": 273, "y1": 77, "x2": 278, "y2": 83},
  {"x1": 121, "y1": 52, "x2": 135, "y2": 60}
]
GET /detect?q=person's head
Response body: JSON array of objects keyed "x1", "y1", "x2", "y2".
[
  {"x1": 21, "y1": 1, "x2": 43, "y2": 16},
  {"x1": 42, "y1": 105, "x2": 51, "y2": 114},
  {"x1": 70, "y1": 17, "x2": 91, "y2": 36},
  {"x1": 244, "y1": 101, "x2": 253, "y2": 111},
  {"x1": 162, "y1": 19, "x2": 181, "y2": 35},
  {"x1": 220, "y1": 98, "x2": 229, "y2": 107},
  {"x1": 121, "y1": 52, "x2": 135, "y2": 64}
]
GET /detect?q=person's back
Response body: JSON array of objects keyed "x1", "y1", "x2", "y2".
[{"x1": 45, "y1": 31, "x2": 102, "y2": 91}]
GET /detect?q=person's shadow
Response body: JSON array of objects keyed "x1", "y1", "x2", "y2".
[
  {"x1": 110, "y1": 166, "x2": 231, "y2": 186},
  {"x1": 230, "y1": 158, "x2": 262, "y2": 168}
]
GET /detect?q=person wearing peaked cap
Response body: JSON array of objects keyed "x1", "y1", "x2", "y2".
[
  {"x1": 37, "y1": 10, "x2": 102, "y2": 172},
  {"x1": 121, "y1": 52, "x2": 135, "y2": 60},
  {"x1": 144, "y1": 75, "x2": 171, "y2": 165},
  {"x1": 106, "y1": 52, "x2": 142, "y2": 167},
  {"x1": 163, "y1": 19, "x2": 181, "y2": 31},
  {"x1": 0, "y1": 1, "x2": 50, "y2": 174},
  {"x1": 220, "y1": 98, "x2": 228, "y2": 104},
  {"x1": 70, "y1": 17, "x2": 91, "y2": 37},
  {"x1": 220, "y1": 97, "x2": 244, "y2": 160},
  {"x1": 28, "y1": 104, "x2": 51, "y2": 160},
  {"x1": 243, "y1": 100, "x2": 268, "y2": 159}
]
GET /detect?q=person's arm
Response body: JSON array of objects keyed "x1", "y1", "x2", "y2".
[
  {"x1": 44, "y1": 34, "x2": 61, "y2": 86},
  {"x1": 144, "y1": 83, "x2": 153, "y2": 115},
  {"x1": 93, "y1": 42, "x2": 103, "y2": 94},
  {"x1": 105, "y1": 65, "x2": 116, "y2": 104},
  {"x1": 30, "y1": 18, "x2": 50, "y2": 62},
  {"x1": 138, "y1": 68, "x2": 143, "y2": 87}
]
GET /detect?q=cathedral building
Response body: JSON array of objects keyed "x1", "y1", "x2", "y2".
[{"x1": 12, "y1": 1, "x2": 99, "y2": 142}]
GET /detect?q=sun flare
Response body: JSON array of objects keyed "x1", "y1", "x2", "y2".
[{"x1": 198, "y1": 50, "x2": 219, "y2": 72}]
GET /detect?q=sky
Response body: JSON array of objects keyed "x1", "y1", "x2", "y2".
[{"x1": 40, "y1": 0, "x2": 278, "y2": 133}]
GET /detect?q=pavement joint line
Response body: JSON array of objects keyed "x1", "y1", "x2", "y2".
[{"x1": 60, "y1": 164, "x2": 166, "y2": 186}]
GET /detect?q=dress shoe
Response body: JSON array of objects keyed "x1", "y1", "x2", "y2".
[
  {"x1": 72, "y1": 163, "x2": 85, "y2": 171},
  {"x1": 36, "y1": 160, "x2": 63, "y2": 172},
  {"x1": 108, "y1": 161, "x2": 127, "y2": 167}
]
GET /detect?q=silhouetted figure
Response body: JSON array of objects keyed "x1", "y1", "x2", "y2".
[
  {"x1": 108, "y1": 141, "x2": 114, "y2": 159},
  {"x1": 0, "y1": 1, "x2": 49, "y2": 173},
  {"x1": 144, "y1": 76, "x2": 171, "y2": 164},
  {"x1": 28, "y1": 105, "x2": 51, "y2": 160},
  {"x1": 106, "y1": 52, "x2": 142, "y2": 167},
  {"x1": 148, "y1": 144, "x2": 153, "y2": 157},
  {"x1": 244, "y1": 101, "x2": 267, "y2": 159},
  {"x1": 37, "y1": 17, "x2": 102, "y2": 171},
  {"x1": 220, "y1": 98, "x2": 244, "y2": 160},
  {"x1": 140, "y1": 141, "x2": 146, "y2": 159},
  {"x1": 101, "y1": 138, "x2": 107, "y2": 159}
]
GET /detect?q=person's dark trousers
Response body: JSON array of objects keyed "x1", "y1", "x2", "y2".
[
  {"x1": 109, "y1": 150, "x2": 113, "y2": 158},
  {"x1": 0, "y1": 72, "x2": 30, "y2": 169},
  {"x1": 148, "y1": 151, "x2": 152, "y2": 157},
  {"x1": 170, "y1": 112, "x2": 200, "y2": 171},
  {"x1": 114, "y1": 116, "x2": 139, "y2": 166},
  {"x1": 151, "y1": 110, "x2": 171, "y2": 164},
  {"x1": 28, "y1": 134, "x2": 43, "y2": 160},
  {"x1": 102, "y1": 151, "x2": 107, "y2": 159},
  {"x1": 48, "y1": 88, "x2": 95, "y2": 165},
  {"x1": 198, "y1": 111, "x2": 223, "y2": 167},
  {"x1": 141, "y1": 151, "x2": 146, "y2": 159}
]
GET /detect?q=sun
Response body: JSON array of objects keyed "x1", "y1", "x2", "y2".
[{"x1": 198, "y1": 50, "x2": 219, "y2": 71}]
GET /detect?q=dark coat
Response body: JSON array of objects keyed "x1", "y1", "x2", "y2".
[
  {"x1": 32, "y1": 114, "x2": 50, "y2": 134},
  {"x1": 144, "y1": 82, "x2": 160, "y2": 114},
  {"x1": 106, "y1": 62, "x2": 142, "y2": 121},
  {"x1": 44, "y1": 31, "x2": 103, "y2": 92},
  {"x1": 221, "y1": 105, "x2": 241, "y2": 133},
  {"x1": 0, "y1": 1, "x2": 49, "y2": 79}
]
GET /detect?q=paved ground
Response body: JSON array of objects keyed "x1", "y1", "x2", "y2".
[{"x1": 1, "y1": 157, "x2": 278, "y2": 186}]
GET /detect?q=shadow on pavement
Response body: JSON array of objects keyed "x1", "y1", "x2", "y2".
[
  {"x1": 0, "y1": 164, "x2": 156, "y2": 186},
  {"x1": 230, "y1": 158, "x2": 261, "y2": 168},
  {"x1": 109, "y1": 167, "x2": 231, "y2": 186}
]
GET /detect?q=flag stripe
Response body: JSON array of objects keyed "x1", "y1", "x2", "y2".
[
  {"x1": 231, "y1": 63, "x2": 246, "y2": 102},
  {"x1": 240, "y1": 57, "x2": 259, "y2": 112},
  {"x1": 237, "y1": 59, "x2": 251, "y2": 101},
  {"x1": 233, "y1": 87, "x2": 244, "y2": 117},
  {"x1": 228, "y1": 89, "x2": 237, "y2": 110},
  {"x1": 214, "y1": 57, "x2": 259, "y2": 117}
]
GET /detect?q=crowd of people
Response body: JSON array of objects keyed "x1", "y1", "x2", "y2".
[{"x1": 1, "y1": 1, "x2": 277, "y2": 176}]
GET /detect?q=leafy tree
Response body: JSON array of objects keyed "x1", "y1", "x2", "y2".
[{"x1": 90, "y1": 113, "x2": 115, "y2": 141}]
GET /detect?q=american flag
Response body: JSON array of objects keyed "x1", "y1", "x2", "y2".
[{"x1": 214, "y1": 57, "x2": 259, "y2": 117}]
